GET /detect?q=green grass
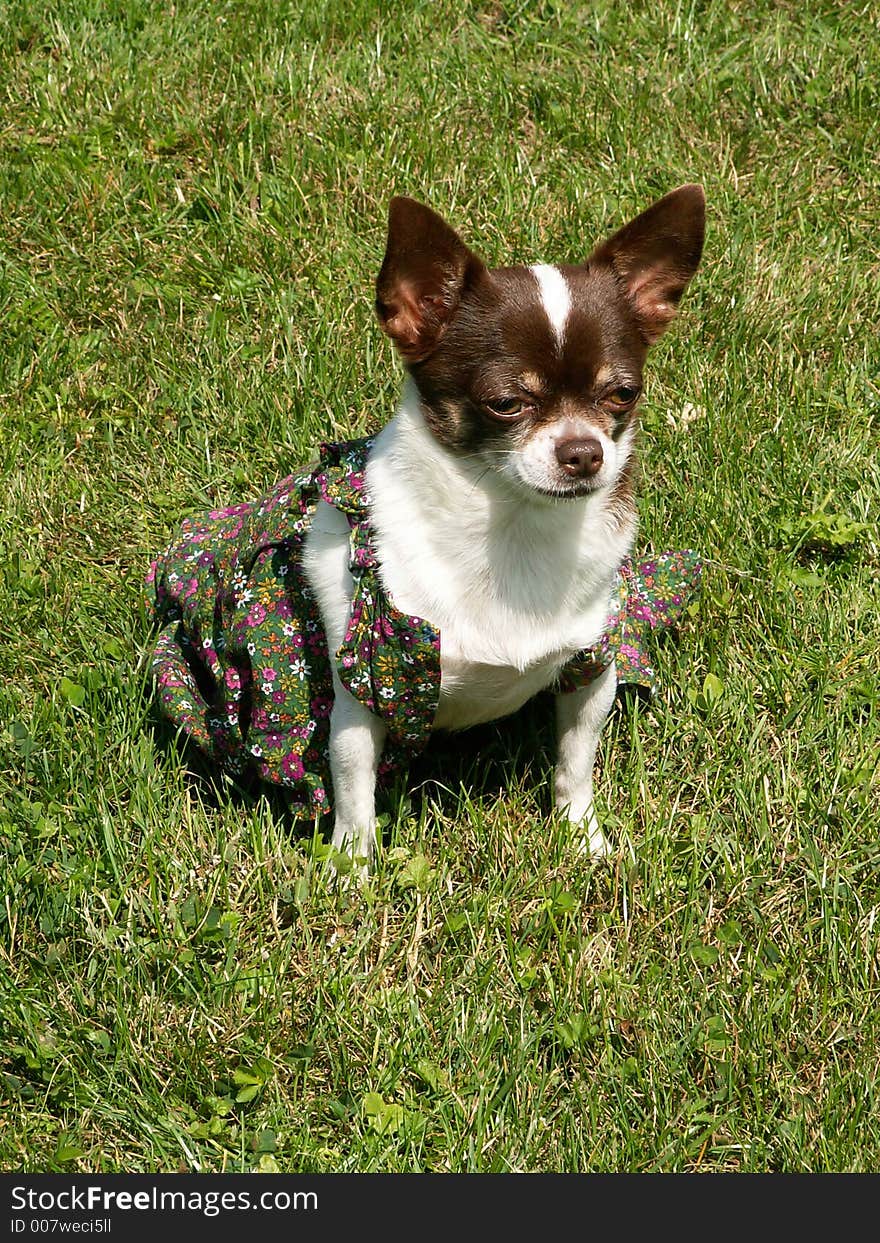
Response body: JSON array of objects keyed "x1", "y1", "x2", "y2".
[{"x1": 1, "y1": 0, "x2": 878, "y2": 1173}]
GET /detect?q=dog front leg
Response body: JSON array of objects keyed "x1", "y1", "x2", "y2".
[
  {"x1": 328, "y1": 677, "x2": 387, "y2": 872},
  {"x1": 554, "y1": 660, "x2": 617, "y2": 856}
]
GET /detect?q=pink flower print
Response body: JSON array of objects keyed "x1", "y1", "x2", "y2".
[
  {"x1": 221, "y1": 517, "x2": 245, "y2": 541},
  {"x1": 209, "y1": 502, "x2": 250, "y2": 520},
  {"x1": 272, "y1": 690, "x2": 285, "y2": 705},
  {"x1": 282, "y1": 752, "x2": 305, "y2": 782},
  {"x1": 262, "y1": 667, "x2": 277, "y2": 682},
  {"x1": 246, "y1": 603, "x2": 267, "y2": 626}
]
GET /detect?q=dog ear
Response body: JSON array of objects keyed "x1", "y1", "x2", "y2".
[
  {"x1": 376, "y1": 198, "x2": 486, "y2": 362},
  {"x1": 590, "y1": 184, "x2": 705, "y2": 344}
]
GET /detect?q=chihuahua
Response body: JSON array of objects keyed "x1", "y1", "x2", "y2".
[{"x1": 300, "y1": 185, "x2": 705, "y2": 868}]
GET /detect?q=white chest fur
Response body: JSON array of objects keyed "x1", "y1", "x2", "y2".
[
  {"x1": 358, "y1": 392, "x2": 634, "y2": 732},
  {"x1": 301, "y1": 395, "x2": 635, "y2": 735}
]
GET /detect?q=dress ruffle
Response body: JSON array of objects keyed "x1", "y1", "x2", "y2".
[{"x1": 557, "y1": 550, "x2": 703, "y2": 694}]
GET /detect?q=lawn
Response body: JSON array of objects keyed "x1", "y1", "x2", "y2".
[{"x1": 1, "y1": 0, "x2": 878, "y2": 1172}]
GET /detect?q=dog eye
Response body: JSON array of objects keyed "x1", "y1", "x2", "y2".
[
  {"x1": 606, "y1": 386, "x2": 640, "y2": 406},
  {"x1": 485, "y1": 397, "x2": 523, "y2": 418}
]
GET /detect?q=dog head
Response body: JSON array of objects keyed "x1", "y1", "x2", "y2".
[{"x1": 375, "y1": 186, "x2": 704, "y2": 501}]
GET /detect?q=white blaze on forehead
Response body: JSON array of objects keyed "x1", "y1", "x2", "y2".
[{"x1": 530, "y1": 263, "x2": 571, "y2": 349}]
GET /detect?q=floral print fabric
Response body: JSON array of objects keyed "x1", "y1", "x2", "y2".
[
  {"x1": 145, "y1": 438, "x2": 700, "y2": 814},
  {"x1": 556, "y1": 550, "x2": 703, "y2": 694}
]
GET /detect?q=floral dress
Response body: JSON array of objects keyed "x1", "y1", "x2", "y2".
[{"x1": 145, "y1": 438, "x2": 701, "y2": 816}]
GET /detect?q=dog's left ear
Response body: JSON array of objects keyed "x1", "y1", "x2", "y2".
[
  {"x1": 590, "y1": 184, "x2": 705, "y2": 344},
  {"x1": 376, "y1": 197, "x2": 486, "y2": 362}
]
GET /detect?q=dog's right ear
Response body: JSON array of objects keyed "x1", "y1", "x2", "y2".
[{"x1": 376, "y1": 198, "x2": 486, "y2": 362}]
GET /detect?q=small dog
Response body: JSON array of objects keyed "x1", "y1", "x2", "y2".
[
  {"x1": 302, "y1": 185, "x2": 705, "y2": 866},
  {"x1": 147, "y1": 186, "x2": 704, "y2": 872}
]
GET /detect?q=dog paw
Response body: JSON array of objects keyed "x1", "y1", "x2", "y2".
[
  {"x1": 329, "y1": 822, "x2": 375, "y2": 884},
  {"x1": 569, "y1": 811, "x2": 610, "y2": 859},
  {"x1": 579, "y1": 826, "x2": 610, "y2": 858}
]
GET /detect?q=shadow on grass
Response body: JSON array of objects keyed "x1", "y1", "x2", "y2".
[{"x1": 145, "y1": 683, "x2": 647, "y2": 841}]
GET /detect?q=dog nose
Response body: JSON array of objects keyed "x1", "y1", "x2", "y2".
[{"x1": 554, "y1": 438, "x2": 604, "y2": 478}]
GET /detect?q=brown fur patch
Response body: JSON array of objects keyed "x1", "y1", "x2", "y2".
[{"x1": 410, "y1": 261, "x2": 649, "y2": 457}]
